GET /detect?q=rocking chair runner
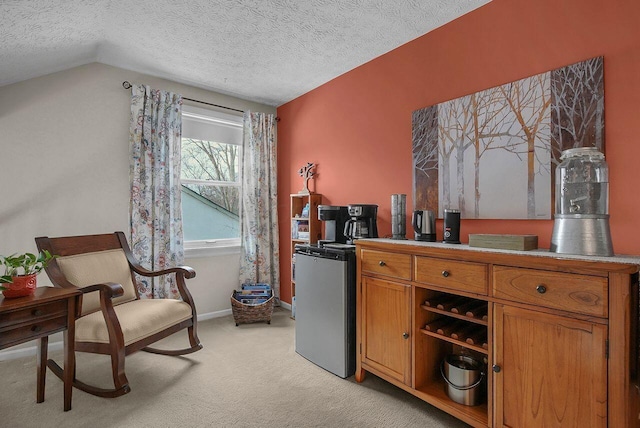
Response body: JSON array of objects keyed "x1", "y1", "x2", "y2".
[{"x1": 35, "y1": 232, "x2": 202, "y2": 398}]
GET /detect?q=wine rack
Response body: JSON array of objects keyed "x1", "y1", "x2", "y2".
[{"x1": 419, "y1": 291, "x2": 488, "y2": 354}]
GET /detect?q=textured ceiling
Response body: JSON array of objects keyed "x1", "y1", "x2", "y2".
[{"x1": 0, "y1": 0, "x2": 490, "y2": 106}]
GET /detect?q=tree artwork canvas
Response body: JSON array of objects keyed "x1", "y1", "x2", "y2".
[{"x1": 412, "y1": 56, "x2": 604, "y2": 219}]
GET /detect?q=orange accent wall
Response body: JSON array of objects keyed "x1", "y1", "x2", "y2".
[{"x1": 277, "y1": 0, "x2": 640, "y2": 304}]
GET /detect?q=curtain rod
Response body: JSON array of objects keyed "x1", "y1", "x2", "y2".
[{"x1": 122, "y1": 81, "x2": 244, "y2": 114}]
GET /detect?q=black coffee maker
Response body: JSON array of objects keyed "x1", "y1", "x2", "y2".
[
  {"x1": 343, "y1": 204, "x2": 378, "y2": 244},
  {"x1": 317, "y1": 205, "x2": 349, "y2": 246}
]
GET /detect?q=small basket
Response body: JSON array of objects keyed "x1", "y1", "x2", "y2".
[{"x1": 231, "y1": 290, "x2": 274, "y2": 326}]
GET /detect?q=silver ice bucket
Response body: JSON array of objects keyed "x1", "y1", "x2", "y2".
[{"x1": 441, "y1": 354, "x2": 485, "y2": 406}]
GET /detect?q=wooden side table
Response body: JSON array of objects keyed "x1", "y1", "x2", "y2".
[{"x1": 0, "y1": 286, "x2": 80, "y2": 411}]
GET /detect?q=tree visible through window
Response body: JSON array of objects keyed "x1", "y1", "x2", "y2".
[
  {"x1": 182, "y1": 138, "x2": 239, "y2": 214},
  {"x1": 181, "y1": 106, "x2": 242, "y2": 243}
]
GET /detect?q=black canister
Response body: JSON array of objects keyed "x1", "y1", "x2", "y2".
[{"x1": 443, "y1": 209, "x2": 461, "y2": 244}]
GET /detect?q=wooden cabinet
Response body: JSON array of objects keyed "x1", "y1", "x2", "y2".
[
  {"x1": 290, "y1": 193, "x2": 322, "y2": 315},
  {"x1": 494, "y1": 304, "x2": 607, "y2": 427},
  {"x1": 355, "y1": 239, "x2": 640, "y2": 428},
  {"x1": 492, "y1": 264, "x2": 609, "y2": 426},
  {"x1": 359, "y1": 276, "x2": 411, "y2": 385}
]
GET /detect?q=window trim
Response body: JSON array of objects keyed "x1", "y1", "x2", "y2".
[
  {"x1": 181, "y1": 178, "x2": 240, "y2": 187},
  {"x1": 184, "y1": 238, "x2": 241, "y2": 258},
  {"x1": 181, "y1": 105, "x2": 243, "y2": 252}
]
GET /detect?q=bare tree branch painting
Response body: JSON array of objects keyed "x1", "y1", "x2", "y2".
[
  {"x1": 412, "y1": 56, "x2": 604, "y2": 219},
  {"x1": 412, "y1": 106, "x2": 438, "y2": 212},
  {"x1": 499, "y1": 74, "x2": 552, "y2": 218}
]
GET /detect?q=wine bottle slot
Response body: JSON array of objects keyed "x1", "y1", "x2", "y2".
[
  {"x1": 436, "y1": 320, "x2": 465, "y2": 337},
  {"x1": 450, "y1": 299, "x2": 480, "y2": 314},
  {"x1": 465, "y1": 330, "x2": 488, "y2": 346},
  {"x1": 423, "y1": 294, "x2": 449, "y2": 308},
  {"x1": 465, "y1": 303, "x2": 488, "y2": 319},
  {"x1": 450, "y1": 323, "x2": 478, "y2": 341},
  {"x1": 436, "y1": 296, "x2": 468, "y2": 311},
  {"x1": 423, "y1": 317, "x2": 448, "y2": 332}
]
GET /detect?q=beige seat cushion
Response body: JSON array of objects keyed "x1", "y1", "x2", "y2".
[
  {"x1": 76, "y1": 299, "x2": 193, "y2": 346},
  {"x1": 56, "y1": 249, "x2": 138, "y2": 315}
]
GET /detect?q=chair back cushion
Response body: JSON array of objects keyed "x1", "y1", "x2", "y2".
[{"x1": 56, "y1": 249, "x2": 138, "y2": 315}]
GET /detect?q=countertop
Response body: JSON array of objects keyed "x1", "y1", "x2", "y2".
[{"x1": 355, "y1": 238, "x2": 640, "y2": 266}]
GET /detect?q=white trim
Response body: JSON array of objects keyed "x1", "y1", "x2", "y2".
[
  {"x1": 0, "y1": 310, "x2": 233, "y2": 361},
  {"x1": 182, "y1": 104, "x2": 243, "y2": 128},
  {"x1": 197, "y1": 308, "x2": 232, "y2": 321},
  {"x1": 182, "y1": 112, "x2": 243, "y2": 130},
  {"x1": 184, "y1": 240, "x2": 241, "y2": 258},
  {"x1": 182, "y1": 178, "x2": 240, "y2": 187},
  {"x1": 280, "y1": 301, "x2": 292, "y2": 311}
]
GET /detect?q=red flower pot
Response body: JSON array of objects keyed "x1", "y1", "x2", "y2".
[{"x1": 2, "y1": 273, "x2": 37, "y2": 298}]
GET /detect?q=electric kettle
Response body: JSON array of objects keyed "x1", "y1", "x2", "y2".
[{"x1": 412, "y1": 210, "x2": 436, "y2": 242}]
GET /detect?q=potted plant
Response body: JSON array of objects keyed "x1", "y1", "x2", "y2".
[{"x1": 0, "y1": 250, "x2": 54, "y2": 298}]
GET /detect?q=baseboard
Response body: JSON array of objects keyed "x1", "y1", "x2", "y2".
[
  {"x1": 0, "y1": 310, "x2": 233, "y2": 361},
  {"x1": 280, "y1": 301, "x2": 292, "y2": 311},
  {"x1": 197, "y1": 308, "x2": 232, "y2": 321}
]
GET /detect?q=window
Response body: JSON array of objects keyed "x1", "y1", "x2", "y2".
[{"x1": 181, "y1": 105, "x2": 243, "y2": 252}]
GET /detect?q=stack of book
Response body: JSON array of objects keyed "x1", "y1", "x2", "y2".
[{"x1": 236, "y1": 283, "x2": 272, "y2": 305}]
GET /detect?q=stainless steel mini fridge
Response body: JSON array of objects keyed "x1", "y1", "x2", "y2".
[{"x1": 294, "y1": 244, "x2": 356, "y2": 378}]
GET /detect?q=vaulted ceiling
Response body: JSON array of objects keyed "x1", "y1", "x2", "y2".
[{"x1": 0, "y1": 0, "x2": 490, "y2": 106}]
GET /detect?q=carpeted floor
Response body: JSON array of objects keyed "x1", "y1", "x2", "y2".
[{"x1": 0, "y1": 308, "x2": 469, "y2": 427}]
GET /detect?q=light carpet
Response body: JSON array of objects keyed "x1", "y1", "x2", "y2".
[{"x1": 0, "y1": 308, "x2": 469, "y2": 427}]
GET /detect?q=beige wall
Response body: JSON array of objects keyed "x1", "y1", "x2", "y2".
[{"x1": 0, "y1": 62, "x2": 276, "y2": 320}]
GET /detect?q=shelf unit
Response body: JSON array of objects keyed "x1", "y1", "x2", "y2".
[
  {"x1": 419, "y1": 292, "x2": 488, "y2": 354},
  {"x1": 290, "y1": 193, "x2": 322, "y2": 318},
  {"x1": 414, "y1": 288, "x2": 489, "y2": 424}
]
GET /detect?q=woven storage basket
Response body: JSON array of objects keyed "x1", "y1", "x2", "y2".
[{"x1": 231, "y1": 290, "x2": 274, "y2": 326}]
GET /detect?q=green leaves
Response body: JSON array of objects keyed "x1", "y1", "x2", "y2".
[{"x1": 0, "y1": 250, "x2": 55, "y2": 280}]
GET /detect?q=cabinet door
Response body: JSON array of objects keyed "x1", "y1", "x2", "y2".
[
  {"x1": 494, "y1": 304, "x2": 607, "y2": 427},
  {"x1": 361, "y1": 276, "x2": 411, "y2": 385}
]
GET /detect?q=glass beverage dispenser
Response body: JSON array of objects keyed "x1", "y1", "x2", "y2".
[{"x1": 550, "y1": 147, "x2": 613, "y2": 256}]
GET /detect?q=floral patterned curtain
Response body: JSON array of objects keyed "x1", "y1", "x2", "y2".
[
  {"x1": 239, "y1": 111, "x2": 280, "y2": 299},
  {"x1": 129, "y1": 84, "x2": 184, "y2": 299}
]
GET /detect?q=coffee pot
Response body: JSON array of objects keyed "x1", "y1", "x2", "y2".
[
  {"x1": 343, "y1": 204, "x2": 378, "y2": 244},
  {"x1": 412, "y1": 210, "x2": 436, "y2": 242}
]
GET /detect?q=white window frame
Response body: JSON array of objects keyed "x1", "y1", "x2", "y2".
[{"x1": 181, "y1": 105, "x2": 243, "y2": 257}]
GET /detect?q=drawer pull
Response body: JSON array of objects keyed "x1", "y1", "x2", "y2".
[
  {"x1": 536, "y1": 284, "x2": 547, "y2": 294},
  {"x1": 442, "y1": 270, "x2": 450, "y2": 278},
  {"x1": 31, "y1": 325, "x2": 42, "y2": 333},
  {"x1": 379, "y1": 260, "x2": 386, "y2": 267},
  {"x1": 492, "y1": 364, "x2": 501, "y2": 373},
  {"x1": 402, "y1": 332, "x2": 409, "y2": 339},
  {"x1": 32, "y1": 309, "x2": 42, "y2": 316}
]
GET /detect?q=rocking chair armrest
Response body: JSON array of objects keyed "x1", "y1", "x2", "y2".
[
  {"x1": 80, "y1": 282, "x2": 125, "y2": 299},
  {"x1": 127, "y1": 262, "x2": 196, "y2": 280}
]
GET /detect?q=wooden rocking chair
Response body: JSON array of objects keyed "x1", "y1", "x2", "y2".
[{"x1": 35, "y1": 232, "x2": 202, "y2": 398}]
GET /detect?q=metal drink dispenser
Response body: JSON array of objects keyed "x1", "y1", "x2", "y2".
[{"x1": 550, "y1": 147, "x2": 613, "y2": 256}]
